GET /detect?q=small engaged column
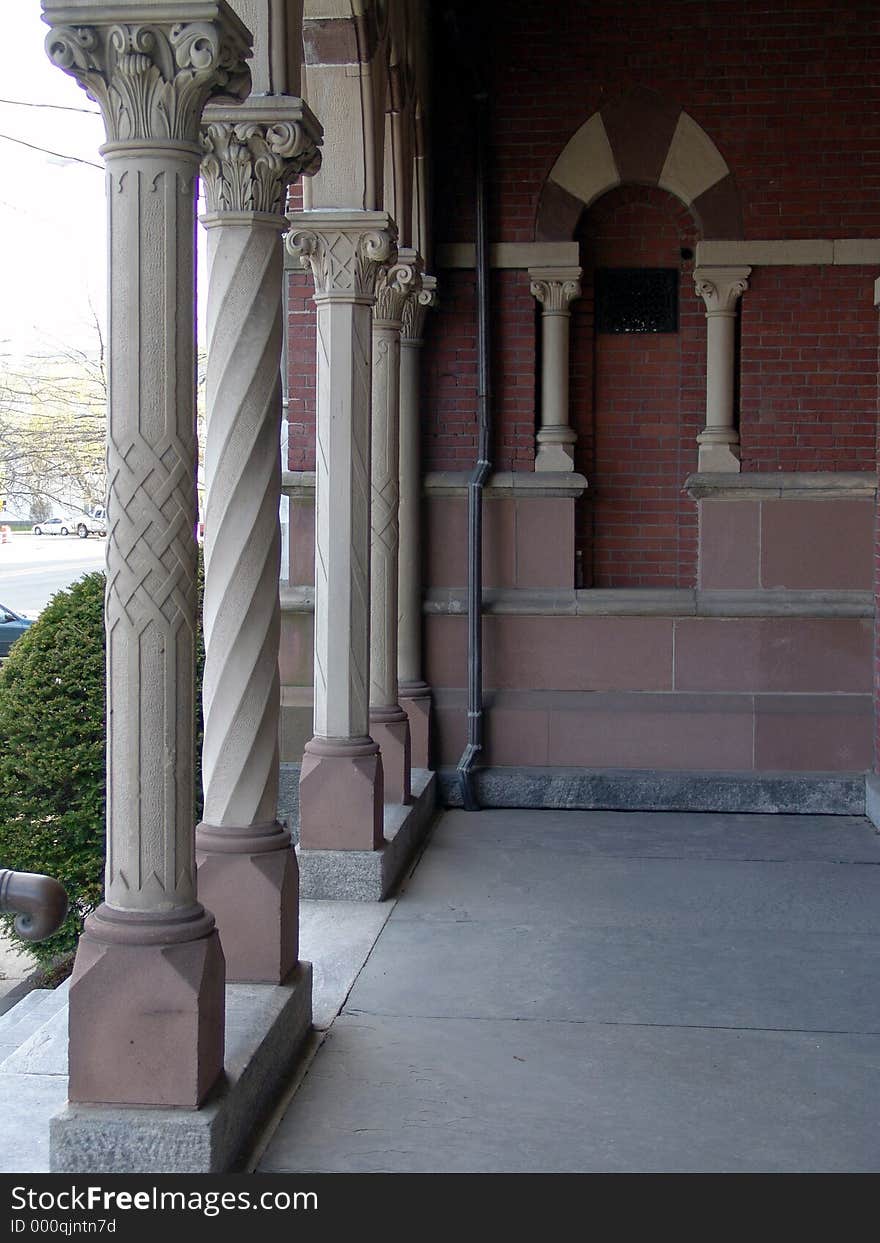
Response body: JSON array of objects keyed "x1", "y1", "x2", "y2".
[
  {"x1": 398, "y1": 275, "x2": 437, "y2": 768},
  {"x1": 529, "y1": 266, "x2": 582, "y2": 471},
  {"x1": 287, "y1": 211, "x2": 396, "y2": 850},
  {"x1": 693, "y1": 266, "x2": 751, "y2": 473},
  {"x1": 196, "y1": 99, "x2": 320, "y2": 982},
  {"x1": 42, "y1": 5, "x2": 251, "y2": 1107},
  {"x1": 369, "y1": 251, "x2": 421, "y2": 804}
]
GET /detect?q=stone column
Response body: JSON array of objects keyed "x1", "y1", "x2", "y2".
[
  {"x1": 42, "y1": 5, "x2": 251, "y2": 1107},
  {"x1": 398, "y1": 274, "x2": 437, "y2": 768},
  {"x1": 693, "y1": 266, "x2": 751, "y2": 473},
  {"x1": 286, "y1": 211, "x2": 396, "y2": 850},
  {"x1": 529, "y1": 266, "x2": 582, "y2": 471},
  {"x1": 369, "y1": 250, "x2": 420, "y2": 804},
  {"x1": 196, "y1": 99, "x2": 320, "y2": 982}
]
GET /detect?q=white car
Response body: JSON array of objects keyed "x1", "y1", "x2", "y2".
[{"x1": 32, "y1": 517, "x2": 73, "y2": 536}]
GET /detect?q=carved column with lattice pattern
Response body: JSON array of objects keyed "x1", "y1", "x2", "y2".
[
  {"x1": 42, "y1": 2, "x2": 251, "y2": 1108},
  {"x1": 369, "y1": 251, "x2": 420, "y2": 804},
  {"x1": 196, "y1": 97, "x2": 320, "y2": 981},
  {"x1": 398, "y1": 273, "x2": 437, "y2": 767},
  {"x1": 287, "y1": 210, "x2": 396, "y2": 849}
]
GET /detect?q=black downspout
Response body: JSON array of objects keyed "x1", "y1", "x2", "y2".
[{"x1": 456, "y1": 89, "x2": 491, "y2": 811}]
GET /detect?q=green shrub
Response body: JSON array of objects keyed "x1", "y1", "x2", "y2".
[{"x1": 0, "y1": 555, "x2": 205, "y2": 969}]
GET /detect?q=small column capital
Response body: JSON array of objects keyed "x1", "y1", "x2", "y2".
[
  {"x1": 693, "y1": 266, "x2": 751, "y2": 315},
  {"x1": 402, "y1": 274, "x2": 438, "y2": 343},
  {"x1": 201, "y1": 96, "x2": 322, "y2": 217},
  {"x1": 374, "y1": 250, "x2": 422, "y2": 328},
  {"x1": 42, "y1": 4, "x2": 252, "y2": 146},
  {"x1": 286, "y1": 210, "x2": 397, "y2": 299},
  {"x1": 529, "y1": 265, "x2": 582, "y2": 314}
]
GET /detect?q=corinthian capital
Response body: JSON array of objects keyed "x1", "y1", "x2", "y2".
[
  {"x1": 693, "y1": 266, "x2": 751, "y2": 314},
  {"x1": 42, "y1": 4, "x2": 252, "y2": 145},
  {"x1": 402, "y1": 274, "x2": 438, "y2": 343},
  {"x1": 374, "y1": 250, "x2": 421, "y2": 326},
  {"x1": 201, "y1": 97, "x2": 322, "y2": 216},
  {"x1": 286, "y1": 210, "x2": 397, "y2": 299},
  {"x1": 529, "y1": 266, "x2": 582, "y2": 313}
]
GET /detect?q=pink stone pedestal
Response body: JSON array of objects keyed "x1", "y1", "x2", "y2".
[
  {"x1": 196, "y1": 822, "x2": 299, "y2": 984},
  {"x1": 67, "y1": 905, "x2": 225, "y2": 1108},
  {"x1": 370, "y1": 707, "x2": 412, "y2": 804},
  {"x1": 399, "y1": 681, "x2": 432, "y2": 770},
  {"x1": 299, "y1": 737, "x2": 384, "y2": 850}
]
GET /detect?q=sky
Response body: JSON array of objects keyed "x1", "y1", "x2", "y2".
[{"x1": 0, "y1": 3, "x2": 208, "y2": 361}]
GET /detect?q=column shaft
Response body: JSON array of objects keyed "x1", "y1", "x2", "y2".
[
  {"x1": 287, "y1": 211, "x2": 396, "y2": 850},
  {"x1": 42, "y1": 7, "x2": 252, "y2": 1108},
  {"x1": 398, "y1": 276, "x2": 437, "y2": 768},
  {"x1": 694, "y1": 266, "x2": 751, "y2": 473},
  {"x1": 369, "y1": 257, "x2": 420, "y2": 804},
  {"x1": 195, "y1": 103, "x2": 320, "y2": 983},
  {"x1": 529, "y1": 267, "x2": 581, "y2": 472}
]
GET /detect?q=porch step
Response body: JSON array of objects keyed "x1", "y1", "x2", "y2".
[
  {"x1": 0, "y1": 984, "x2": 71, "y2": 1174},
  {"x1": 0, "y1": 983, "x2": 69, "y2": 1061}
]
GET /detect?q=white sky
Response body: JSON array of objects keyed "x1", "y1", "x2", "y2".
[{"x1": 0, "y1": 2, "x2": 207, "y2": 360}]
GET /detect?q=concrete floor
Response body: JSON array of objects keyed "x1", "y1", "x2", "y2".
[{"x1": 259, "y1": 808, "x2": 880, "y2": 1174}]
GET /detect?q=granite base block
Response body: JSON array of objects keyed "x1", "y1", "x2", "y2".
[
  {"x1": 50, "y1": 963, "x2": 312, "y2": 1174},
  {"x1": 865, "y1": 772, "x2": 880, "y2": 832},
  {"x1": 297, "y1": 770, "x2": 437, "y2": 901},
  {"x1": 437, "y1": 767, "x2": 865, "y2": 817}
]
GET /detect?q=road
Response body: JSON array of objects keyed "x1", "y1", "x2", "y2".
[{"x1": 0, "y1": 533, "x2": 106, "y2": 615}]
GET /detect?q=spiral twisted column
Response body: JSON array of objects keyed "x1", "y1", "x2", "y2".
[
  {"x1": 196, "y1": 98, "x2": 321, "y2": 982},
  {"x1": 287, "y1": 210, "x2": 396, "y2": 850},
  {"x1": 398, "y1": 274, "x2": 437, "y2": 767},
  {"x1": 369, "y1": 251, "x2": 421, "y2": 804},
  {"x1": 41, "y1": 2, "x2": 251, "y2": 1109}
]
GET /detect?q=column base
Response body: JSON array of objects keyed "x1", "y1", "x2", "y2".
[
  {"x1": 67, "y1": 904, "x2": 225, "y2": 1108},
  {"x1": 370, "y1": 706, "x2": 411, "y2": 804},
  {"x1": 399, "y1": 681, "x2": 433, "y2": 769},
  {"x1": 299, "y1": 736, "x2": 384, "y2": 850},
  {"x1": 534, "y1": 443, "x2": 576, "y2": 472},
  {"x1": 196, "y1": 822, "x2": 299, "y2": 984},
  {"x1": 697, "y1": 435, "x2": 741, "y2": 473}
]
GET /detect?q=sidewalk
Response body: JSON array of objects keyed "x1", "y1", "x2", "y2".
[{"x1": 258, "y1": 808, "x2": 880, "y2": 1173}]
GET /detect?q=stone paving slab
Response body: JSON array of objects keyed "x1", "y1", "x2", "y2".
[
  {"x1": 259, "y1": 1012, "x2": 880, "y2": 1174},
  {"x1": 428, "y1": 809, "x2": 880, "y2": 863},
  {"x1": 344, "y1": 922, "x2": 880, "y2": 1032},
  {"x1": 260, "y1": 809, "x2": 880, "y2": 1174}
]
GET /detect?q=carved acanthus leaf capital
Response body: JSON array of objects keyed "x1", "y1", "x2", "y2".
[
  {"x1": 401, "y1": 274, "x2": 438, "y2": 342},
  {"x1": 44, "y1": 16, "x2": 252, "y2": 145},
  {"x1": 374, "y1": 259, "x2": 421, "y2": 326},
  {"x1": 286, "y1": 212, "x2": 397, "y2": 298},
  {"x1": 201, "y1": 119, "x2": 321, "y2": 215},
  {"x1": 528, "y1": 265, "x2": 582, "y2": 313},
  {"x1": 693, "y1": 266, "x2": 751, "y2": 314}
]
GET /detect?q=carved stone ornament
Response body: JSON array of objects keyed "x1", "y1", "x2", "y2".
[
  {"x1": 529, "y1": 275, "x2": 582, "y2": 314},
  {"x1": 374, "y1": 259, "x2": 421, "y2": 326},
  {"x1": 44, "y1": 19, "x2": 252, "y2": 144},
  {"x1": 201, "y1": 119, "x2": 321, "y2": 215},
  {"x1": 401, "y1": 276, "x2": 438, "y2": 342},
  {"x1": 693, "y1": 267, "x2": 751, "y2": 315},
  {"x1": 286, "y1": 215, "x2": 397, "y2": 298}
]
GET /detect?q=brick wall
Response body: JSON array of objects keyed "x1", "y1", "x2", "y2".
[{"x1": 739, "y1": 267, "x2": 878, "y2": 472}]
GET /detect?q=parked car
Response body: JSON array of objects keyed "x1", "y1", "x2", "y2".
[
  {"x1": 76, "y1": 507, "x2": 107, "y2": 539},
  {"x1": 32, "y1": 517, "x2": 72, "y2": 536},
  {"x1": 0, "y1": 603, "x2": 33, "y2": 657}
]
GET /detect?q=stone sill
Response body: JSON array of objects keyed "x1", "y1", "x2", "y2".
[
  {"x1": 281, "y1": 471, "x2": 316, "y2": 499},
  {"x1": 424, "y1": 470, "x2": 588, "y2": 499},
  {"x1": 280, "y1": 585, "x2": 872, "y2": 618},
  {"x1": 422, "y1": 587, "x2": 873, "y2": 618},
  {"x1": 685, "y1": 471, "x2": 876, "y2": 500}
]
